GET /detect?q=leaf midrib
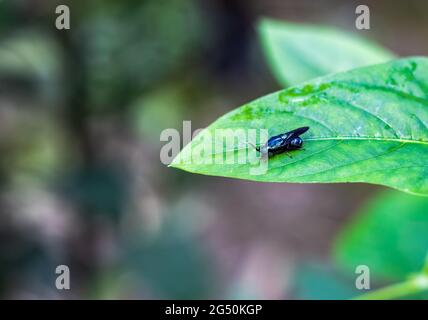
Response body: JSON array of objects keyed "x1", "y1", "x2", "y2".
[
  {"x1": 187, "y1": 135, "x2": 428, "y2": 159},
  {"x1": 306, "y1": 136, "x2": 428, "y2": 145}
]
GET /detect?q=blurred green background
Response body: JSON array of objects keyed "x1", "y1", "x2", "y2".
[{"x1": 0, "y1": 0, "x2": 428, "y2": 299}]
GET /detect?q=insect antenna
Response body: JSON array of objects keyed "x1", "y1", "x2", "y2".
[{"x1": 246, "y1": 142, "x2": 260, "y2": 152}]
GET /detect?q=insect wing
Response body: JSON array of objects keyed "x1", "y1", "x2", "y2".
[{"x1": 283, "y1": 126, "x2": 310, "y2": 141}]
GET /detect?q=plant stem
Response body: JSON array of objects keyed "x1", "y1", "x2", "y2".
[{"x1": 354, "y1": 274, "x2": 428, "y2": 300}]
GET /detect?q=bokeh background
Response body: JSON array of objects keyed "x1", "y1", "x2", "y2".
[{"x1": 0, "y1": 0, "x2": 428, "y2": 299}]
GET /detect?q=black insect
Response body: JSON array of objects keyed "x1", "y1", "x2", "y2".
[{"x1": 249, "y1": 126, "x2": 309, "y2": 158}]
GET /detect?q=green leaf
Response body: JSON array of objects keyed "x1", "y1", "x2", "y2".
[
  {"x1": 170, "y1": 57, "x2": 428, "y2": 196},
  {"x1": 334, "y1": 191, "x2": 428, "y2": 281},
  {"x1": 258, "y1": 18, "x2": 395, "y2": 87}
]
